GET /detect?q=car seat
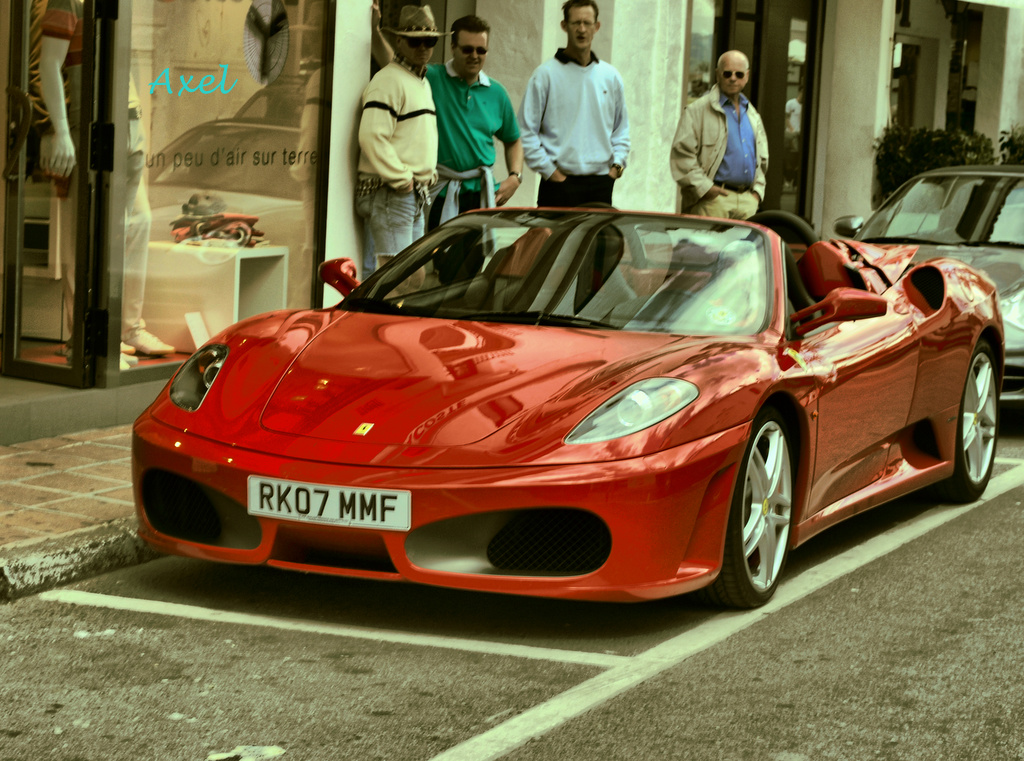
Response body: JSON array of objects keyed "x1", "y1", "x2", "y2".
[
  {"x1": 797, "y1": 240, "x2": 864, "y2": 300},
  {"x1": 488, "y1": 227, "x2": 553, "y2": 309}
]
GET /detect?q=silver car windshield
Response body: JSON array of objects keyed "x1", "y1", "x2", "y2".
[
  {"x1": 862, "y1": 174, "x2": 1024, "y2": 247},
  {"x1": 344, "y1": 211, "x2": 772, "y2": 336}
]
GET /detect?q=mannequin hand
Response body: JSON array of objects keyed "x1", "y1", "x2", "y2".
[{"x1": 41, "y1": 131, "x2": 76, "y2": 178}]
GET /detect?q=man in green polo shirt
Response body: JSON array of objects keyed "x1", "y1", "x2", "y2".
[{"x1": 372, "y1": 8, "x2": 524, "y2": 229}]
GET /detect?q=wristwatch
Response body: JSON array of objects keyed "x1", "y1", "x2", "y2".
[
  {"x1": 612, "y1": 163, "x2": 624, "y2": 174},
  {"x1": 508, "y1": 171, "x2": 522, "y2": 181}
]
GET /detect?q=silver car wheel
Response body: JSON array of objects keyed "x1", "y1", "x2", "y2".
[
  {"x1": 962, "y1": 349, "x2": 998, "y2": 486},
  {"x1": 740, "y1": 420, "x2": 793, "y2": 593}
]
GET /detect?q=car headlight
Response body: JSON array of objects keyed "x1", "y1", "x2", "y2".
[
  {"x1": 1000, "y1": 289, "x2": 1024, "y2": 330},
  {"x1": 565, "y1": 378, "x2": 699, "y2": 444},
  {"x1": 169, "y1": 344, "x2": 229, "y2": 412}
]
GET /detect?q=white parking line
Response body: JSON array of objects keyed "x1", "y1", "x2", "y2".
[
  {"x1": 429, "y1": 463, "x2": 1024, "y2": 761},
  {"x1": 36, "y1": 589, "x2": 628, "y2": 669}
]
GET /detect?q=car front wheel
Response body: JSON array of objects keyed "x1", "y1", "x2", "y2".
[{"x1": 701, "y1": 407, "x2": 794, "y2": 608}]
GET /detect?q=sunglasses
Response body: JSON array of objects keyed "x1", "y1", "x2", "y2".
[
  {"x1": 403, "y1": 36, "x2": 439, "y2": 48},
  {"x1": 722, "y1": 70, "x2": 747, "y2": 79},
  {"x1": 459, "y1": 45, "x2": 488, "y2": 55}
]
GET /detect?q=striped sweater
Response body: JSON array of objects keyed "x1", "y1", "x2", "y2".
[{"x1": 357, "y1": 59, "x2": 438, "y2": 190}]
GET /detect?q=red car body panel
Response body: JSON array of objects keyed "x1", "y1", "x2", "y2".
[{"x1": 132, "y1": 210, "x2": 1003, "y2": 602}]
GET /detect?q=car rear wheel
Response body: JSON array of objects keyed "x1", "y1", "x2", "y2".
[
  {"x1": 933, "y1": 340, "x2": 998, "y2": 503},
  {"x1": 701, "y1": 407, "x2": 794, "y2": 608}
]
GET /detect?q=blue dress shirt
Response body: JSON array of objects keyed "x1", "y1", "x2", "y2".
[{"x1": 714, "y1": 93, "x2": 757, "y2": 187}]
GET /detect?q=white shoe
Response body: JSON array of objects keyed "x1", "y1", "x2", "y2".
[
  {"x1": 120, "y1": 341, "x2": 136, "y2": 356},
  {"x1": 122, "y1": 322, "x2": 175, "y2": 356}
]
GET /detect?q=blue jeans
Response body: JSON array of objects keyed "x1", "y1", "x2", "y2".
[{"x1": 357, "y1": 186, "x2": 425, "y2": 273}]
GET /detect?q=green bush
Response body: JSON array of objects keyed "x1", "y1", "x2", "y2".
[
  {"x1": 1000, "y1": 125, "x2": 1024, "y2": 165},
  {"x1": 874, "y1": 125, "x2": 995, "y2": 199}
]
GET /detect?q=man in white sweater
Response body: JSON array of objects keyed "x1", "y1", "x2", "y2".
[
  {"x1": 518, "y1": 0, "x2": 630, "y2": 208},
  {"x1": 356, "y1": 5, "x2": 444, "y2": 272}
]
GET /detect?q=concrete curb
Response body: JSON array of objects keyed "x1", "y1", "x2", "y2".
[{"x1": 0, "y1": 518, "x2": 161, "y2": 602}]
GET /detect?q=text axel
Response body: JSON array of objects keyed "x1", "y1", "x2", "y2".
[{"x1": 149, "y1": 65, "x2": 237, "y2": 97}]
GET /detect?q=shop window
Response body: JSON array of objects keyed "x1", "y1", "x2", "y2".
[{"x1": 122, "y1": 0, "x2": 331, "y2": 359}]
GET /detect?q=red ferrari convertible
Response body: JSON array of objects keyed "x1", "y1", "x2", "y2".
[{"x1": 133, "y1": 208, "x2": 1002, "y2": 607}]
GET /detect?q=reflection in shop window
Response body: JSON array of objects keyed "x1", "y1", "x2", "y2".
[
  {"x1": 687, "y1": 0, "x2": 718, "y2": 103},
  {"x1": 780, "y1": 16, "x2": 807, "y2": 213},
  {"x1": 132, "y1": 0, "x2": 329, "y2": 361}
]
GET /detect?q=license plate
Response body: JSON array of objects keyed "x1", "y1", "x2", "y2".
[{"x1": 247, "y1": 476, "x2": 411, "y2": 531}]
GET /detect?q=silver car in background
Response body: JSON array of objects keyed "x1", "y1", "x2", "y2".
[{"x1": 835, "y1": 165, "x2": 1024, "y2": 404}]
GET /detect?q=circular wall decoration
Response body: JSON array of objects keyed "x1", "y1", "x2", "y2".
[{"x1": 243, "y1": 0, "x2": 290, "y2": 86}]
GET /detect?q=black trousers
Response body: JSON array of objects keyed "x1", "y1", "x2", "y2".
[
  {"x1": 427, "y1": 189, "x2": 482, "y2": 230},
  {"x1": 537, "y1": 174, "x2": 615, "y2": 208}
]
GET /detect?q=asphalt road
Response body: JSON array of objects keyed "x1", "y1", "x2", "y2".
[{"x1": 4, "y1": 411, "x2": 1024, "y2": 761}]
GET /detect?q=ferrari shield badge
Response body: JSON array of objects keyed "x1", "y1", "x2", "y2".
[{"x1": 354, "y1": 423, "x2": 374, "y2": 436}]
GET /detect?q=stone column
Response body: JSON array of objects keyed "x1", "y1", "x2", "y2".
[
  {"x1": 816, "y1": 0, "x2": 896, "y2": 230},
  {"x1": 606, "y1": 0, "x2": 687, "y2": 212},
  {"x1": 477, "y1": 0, "x2": 685, "y2": 213},
  {"x1": 477, "y1": 0, "x2": 564, "y2": 205},
  {"x1": 324, "y1": 4, "x2": 372, "y2": 293},
  {"x1": 974, "y1": 6, "x2": 1024, "y2": 151}
]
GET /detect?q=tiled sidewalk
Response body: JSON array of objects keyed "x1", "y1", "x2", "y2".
[{"x1": 0, "y1": 425, "x2": 135, "y2": 547}]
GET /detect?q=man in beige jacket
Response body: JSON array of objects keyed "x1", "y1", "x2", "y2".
[{"x1": 670, "y1": 50, "x2": 768, "y2": 219}]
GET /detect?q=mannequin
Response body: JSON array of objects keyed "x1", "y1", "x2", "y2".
[
  {"x1": 36, "y1": 0, "x2": 174, "y2": 369},
  {"x1": 121, "y1": 71, "x2": 175, "y2": 362},
  {"x1": 38, "y1": 37, "x2": 76, "y2": 180},
  {"x1": 36, "y1": 2, "x2": 82, "y2": 360}
]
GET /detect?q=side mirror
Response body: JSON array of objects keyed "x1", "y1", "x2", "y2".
[
  {"x1": 833, "y1": 215, "x2": 864, "y2": 238},
  {"x1": 319, "y1": 257, "x2": 360, "y2": 296},
  {"x1": 790, "y1": 287, "x2": 888, "y2": 337}
]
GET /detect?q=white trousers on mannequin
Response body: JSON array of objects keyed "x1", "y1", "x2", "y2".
[
  {"x1": 122, "y1": 115, "x2": 151, "y2": 338},
  {"x1": 57, "y1": 113, "x2": 152, "y2": 343}
]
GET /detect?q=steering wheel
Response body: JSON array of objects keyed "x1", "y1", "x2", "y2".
[{"x1": 748, "y1": 210, "x2": 819, "y2": 252}]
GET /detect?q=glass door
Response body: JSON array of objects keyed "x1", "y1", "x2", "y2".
[
  {"x1": 3, "y1": 0, "x2": 100, "y2": 387},
  {"x1": 757, "y1": 0, "x2": 818, "y2": 216}
]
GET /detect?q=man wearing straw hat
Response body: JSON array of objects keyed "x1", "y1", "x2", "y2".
[{"x1": 356, "y1": 4, "x2": 445, "y2": 272}]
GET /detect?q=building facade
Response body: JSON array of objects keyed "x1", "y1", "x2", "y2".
[{"x1": 1, "y1": 0, "x2": 1022, "y2": 437}]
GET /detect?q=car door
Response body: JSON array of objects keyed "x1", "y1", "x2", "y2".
[{"x1": 791, "y1": 303, "x2": 920, "y2": 516}]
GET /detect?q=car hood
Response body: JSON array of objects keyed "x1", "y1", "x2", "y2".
[
  {"x1": 911, "y1": 242, "x2": 1024, "y2": 295},
  {"x1": 259, "y1": 313, "x2": 720, "y2": 450}
]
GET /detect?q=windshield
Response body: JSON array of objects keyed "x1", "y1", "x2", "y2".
[
  {"x1": 343, "y1": 211, "x2": 772, "y2": 336},
  {"x1": 861, "y1": 174, "x2": 1024, "y2": 247}
]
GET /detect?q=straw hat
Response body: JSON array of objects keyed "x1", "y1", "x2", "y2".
[{"x1": 384, "y1": 5, "x2": 448, "y2": 37}]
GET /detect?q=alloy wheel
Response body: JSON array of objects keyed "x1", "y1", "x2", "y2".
[{"x1": 741, "y1": 420, "x2": 793, "y2": 592}]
